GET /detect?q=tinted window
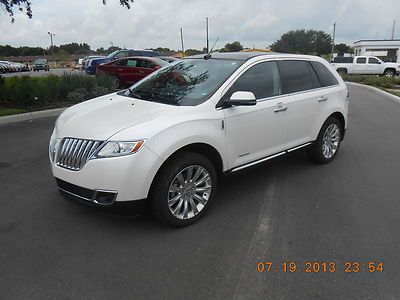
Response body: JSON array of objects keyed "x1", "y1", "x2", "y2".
[
  {"x1": 356, "y1": 57, "x2": 366, "y2": 64},
  {"x1": 137, "y1": 59, "x2": 153, "y2": 69},
  {"x1": 368, "y1": 57, "x2": 380, "y2": 64},
  {"x1": 310, "y1": 61, "x2": 339, "y2": 87},
  {"x1": 278, "y1": 60, "x2": 315, "y2": 94},
  {"x1": 122, "y1": 59, "x2": 244, "y2": 106},
  {"x1": 126, "y1": 59, "x2": 138, "y2": 67},
  {"x1": 225, "y1": 61, "x2": 280, "y2": 100},
  {"x1": 115, "y1": 51, "x2": 128, "y2": 59}
]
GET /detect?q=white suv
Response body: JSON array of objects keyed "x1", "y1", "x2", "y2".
[{"x1": 49, "y1": 52, "x2": 349, "y2": 226}]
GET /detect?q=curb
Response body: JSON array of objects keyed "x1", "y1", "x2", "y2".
[
  {"x1": 345, "y1": 82, "x2": 400, "y2": 104},
  {"x1": 0, "y1": 107, "x2": 66, "y2": 125}
]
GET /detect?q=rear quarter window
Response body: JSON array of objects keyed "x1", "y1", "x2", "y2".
[{"x1": 310, "y1": 61, "x2": 339, "y2": 87}]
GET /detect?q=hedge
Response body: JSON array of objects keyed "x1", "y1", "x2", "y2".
[{"x1": 0, "y1": 74, "x2": 114, "y2": 110}]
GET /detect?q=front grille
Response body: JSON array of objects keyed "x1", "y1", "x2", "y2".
[{"x1": 56, "y1": 138, "x2": 104, "y2": 171}]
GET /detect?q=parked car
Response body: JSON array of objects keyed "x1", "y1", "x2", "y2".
[
  {"x1": 32, "y1": 59, "x2": 50, "y2": 71},
  {"x1": 86, "y1": 49, "x2": 161, "y2": 75},
  {"x1": 0, "y1": 61, "x2": 17, "y2": 72},
  {"x1": 49, "y1": 52, "x2": 348, "y2": 227},
  {"x1": 0, "y1": 62, "x2": 10, "y2": 73},
  {"x1": 331, "y1": 56, "x2": 400, "y2": 76},
  {"x1": 96, "y1": 56, "x2": 168, "y2": 88}
]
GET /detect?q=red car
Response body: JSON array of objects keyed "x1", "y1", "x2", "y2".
[{"x1": 96, "y1": 56, "x2": 168, "y2": 89}]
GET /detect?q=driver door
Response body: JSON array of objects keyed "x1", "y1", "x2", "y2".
[{"x1": 222, "y1": 61, "x2": 287, "y2": 169}]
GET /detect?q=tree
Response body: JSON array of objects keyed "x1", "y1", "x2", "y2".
[
  {"x1": 334, "y1": 43, "x2": 351, "y2": 54},
  {"x1": 270, "y1": 29, "x2": 332, "y2": 56},
  {"x1": 220, "y1": 41, "x2": 243, "y2": 52},
  {"x1": 1, "y1": 0, "x2": 134, "y2": 22}
]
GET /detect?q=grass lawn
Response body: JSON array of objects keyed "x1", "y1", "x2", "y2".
[{"x1": 0, "y1": 108, "x2": 28, "y2": 117}]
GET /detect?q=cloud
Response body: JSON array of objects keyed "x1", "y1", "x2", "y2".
[{"x1": 0, "y1": 0, "x2": 399, "y2": 51}]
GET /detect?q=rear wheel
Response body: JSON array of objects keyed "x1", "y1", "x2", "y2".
[
  {"x1": 150, "y1": 152, "x2": 217, "y2": 227},
  {"x1": 110, "y1": 75, "x2": 121, "y2": 89},
  {"x1": 309, "y1": 117, "x2": 343, "y2": 164}
]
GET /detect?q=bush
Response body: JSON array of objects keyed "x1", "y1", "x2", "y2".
[
  {"x1": 0, "y1": 74, "x2": 113, "y2": 110},
  {"x1": 341, "y1": 74, "x2": 400, "y2": 89}
]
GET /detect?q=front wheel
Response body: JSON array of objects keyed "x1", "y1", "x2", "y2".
[
  {"x1": 308, "y1": 117, "x2": 343, "y2": 164},
  {"x1": 149, "y1": 152, "x2": 217, "y2": 227},
  {"x1": 384, "y1": 69, "x2": 395, "y2": 77}
]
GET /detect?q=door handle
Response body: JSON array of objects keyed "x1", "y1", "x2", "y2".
[
  {"x1": 318, "y1": 96, "x2": 328, "y2": 102},
  {"x1": 274, "y1": 102, "x2": 288, "y2": 113}
]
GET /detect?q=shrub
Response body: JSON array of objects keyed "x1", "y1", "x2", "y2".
[
  {"x1": 0, "y1": 74, "x2": 113, "y2": 109},
  {"x1": 341, "y1": 74, "x2": 400, "y2": 89}
]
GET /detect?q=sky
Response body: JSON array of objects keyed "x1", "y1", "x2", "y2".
[{"x1": 0, "y1": 0, "x2": 399, "y2": 51}]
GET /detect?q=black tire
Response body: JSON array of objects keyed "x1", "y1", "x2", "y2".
[
  {"x1": 149, "y1": 151, "x2": 218, "y2": 227},
  {"x1": 384, "y1": 69, "x2": 395, "y2": 77},
  {"x1": 308, "y1": 117, "x2": 343, "y2": 164},
  {"x1": 110, "y1": 75, "x2": 121, "y2": 89}
]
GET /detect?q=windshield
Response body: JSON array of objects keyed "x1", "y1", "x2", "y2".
[
  {"x1": 34, "y1": 59, "x2": 46, "y2": 64},
  {"x1": 107, "y1": 50, "x2": 121, "y2": 59},
  {"x1": 121, "y1": 58, "x2": 243, "y2": 106}
]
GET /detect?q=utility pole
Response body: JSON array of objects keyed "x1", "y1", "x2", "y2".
[
  {"x1": 391, "y1": 20, "x2": 396, "y2": 40},
  {"x1": 180, "y1": 28, "x2": 185, "y2": 57},
  {"x1": 206, "y1": 17, "x2": 209, "y2": 53},
  {"x1": 331, "y1": 22, "x2": 336, "y2": 59},
  {"x1": 48, "y1": 31, "x2": 55, "y2": 67}
]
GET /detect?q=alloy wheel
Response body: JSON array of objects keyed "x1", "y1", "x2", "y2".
[
  {"x1": 167, "y1": 165, "x2": 212, "y2": 220},
  {"x1": 322, "y1": 124, "x2": 341, "y2": 159}
]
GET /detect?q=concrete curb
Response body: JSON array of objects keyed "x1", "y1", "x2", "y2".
[
  {"x1": 0, "y1": 107, "x2": 66, "y2": 125},
  {"x1": 345, "y1": 82, "x2": 400, "y2": 104}
]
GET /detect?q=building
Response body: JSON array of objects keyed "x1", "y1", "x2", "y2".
[{"x1": 353, "y1": 39, "x2": 400, "y2": 63}]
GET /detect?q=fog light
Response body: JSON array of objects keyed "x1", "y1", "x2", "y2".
[{"x1": 93, "y1": 190, "x2": 117, "y2": 205}]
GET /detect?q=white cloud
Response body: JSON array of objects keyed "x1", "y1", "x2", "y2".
[{"x1": 0, "y1": 0, "x2": 399, "y2": 51}]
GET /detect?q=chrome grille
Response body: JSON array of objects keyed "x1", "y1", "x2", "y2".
[{"x1": 56, "y1": 138, "x2": 104, "y2": 171}]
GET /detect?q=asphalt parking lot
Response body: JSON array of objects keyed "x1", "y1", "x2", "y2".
[
  {"x1": 1, "y1": 84, "x2": 400, "y2": 299},
  {"x1": 1, "y1": 68, "x2": 83, "y2": 78}
]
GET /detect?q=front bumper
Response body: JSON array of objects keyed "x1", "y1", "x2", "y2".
[{"x1": 50, "y1": 145, "x2": 164, "y2": 203}]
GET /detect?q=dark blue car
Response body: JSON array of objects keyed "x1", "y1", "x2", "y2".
[{"x1": 85, "y1": 49, "x2": 161, "y2": 75}]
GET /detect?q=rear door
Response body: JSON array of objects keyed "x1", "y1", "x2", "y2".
[
  {"x1": 353, "y1": 57, "x2": 368, "y2": 74},
  {"x1": 115, "y1": 58, "x2": 140, "y2": 85},
  {"x1": 134, "y1": 59, "x2": 157, "y2": 81},
  {"x1": 276, "y1": 60, "x2": 322, "y2": 149}
]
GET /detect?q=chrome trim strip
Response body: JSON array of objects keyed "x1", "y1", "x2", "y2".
[
  {"x1": 230, "y1": 142, "x2": 313, "y2": 173},
  {"x1": 231, "y1": 152, "x2": 286, "y2": 172},
  {"x1": 287, "y1": 142, "x2": 312, "y2": 153},
  {"x1": 58, "y1": 187, "x2": 92, "y2": 202}
]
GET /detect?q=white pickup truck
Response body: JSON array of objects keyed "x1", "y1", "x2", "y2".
[{"x1": 331, "y1": 56, "x2": 400, "y2": 77}]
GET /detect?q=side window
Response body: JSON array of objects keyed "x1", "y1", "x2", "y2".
[
  {"x1": 368, "y1": 57, "x2": 380, "y2": 64},
  {"x1": 310, "y1": 61, "x2": 339, "y2": 87},
  {"x1": 137, "y1": 59, "x2": 153, "y2": 69},
  {"x1": 277, "y1": 60, "x2": 315, "y2": 94},
  {"x1": 356, "y1": 57, "x2": 366, "y2": 64},
  {"x1": 115, "y1": 51, "x2": 128, "y2": 59},
  {"x1": 225, "y1": 61, "x2": 280, "y2": 100},
  {"x1": 126, "y1": 59, "x2": 138, "y2": 67},
  {"x1": 115, "y1": 59, "x2": 127, "y2": 66}
]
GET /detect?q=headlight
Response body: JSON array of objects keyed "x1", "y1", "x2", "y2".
[
  {"x1": 49, "y1": 128, "x2": 57, "y2": 162},
  {"x1": 94, "y1": 140, "x2": 146, "y2": 158}
]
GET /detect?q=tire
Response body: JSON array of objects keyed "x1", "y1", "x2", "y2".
[
  {"x1": 110, "y1": 75, "x2": 121, "y2": 89},
  {"x1": 308, "y1": 117, "x2": 343, "y2": 164},
  {"x1": 336, "y1": 68, "x2": 347, "y2": 75},
  {"x1": 149, "y1": 151, "x2": 218, "y2": 227},
  {"x1": 384, "y1": 69, "x2": 395, "y2": 77}
]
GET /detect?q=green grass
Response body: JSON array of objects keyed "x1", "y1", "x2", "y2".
[{"x1": 0, "y1": 108, "x2": 27, "y2": 117}]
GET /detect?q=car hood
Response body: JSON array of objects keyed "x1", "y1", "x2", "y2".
[{"x1": 55, "y1": 93, "x2": 187, "y2": 141}]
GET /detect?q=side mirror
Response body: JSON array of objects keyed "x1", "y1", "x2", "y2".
[{"x1": 225, "y1": 91, "x2": 257, "y2": 106}]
